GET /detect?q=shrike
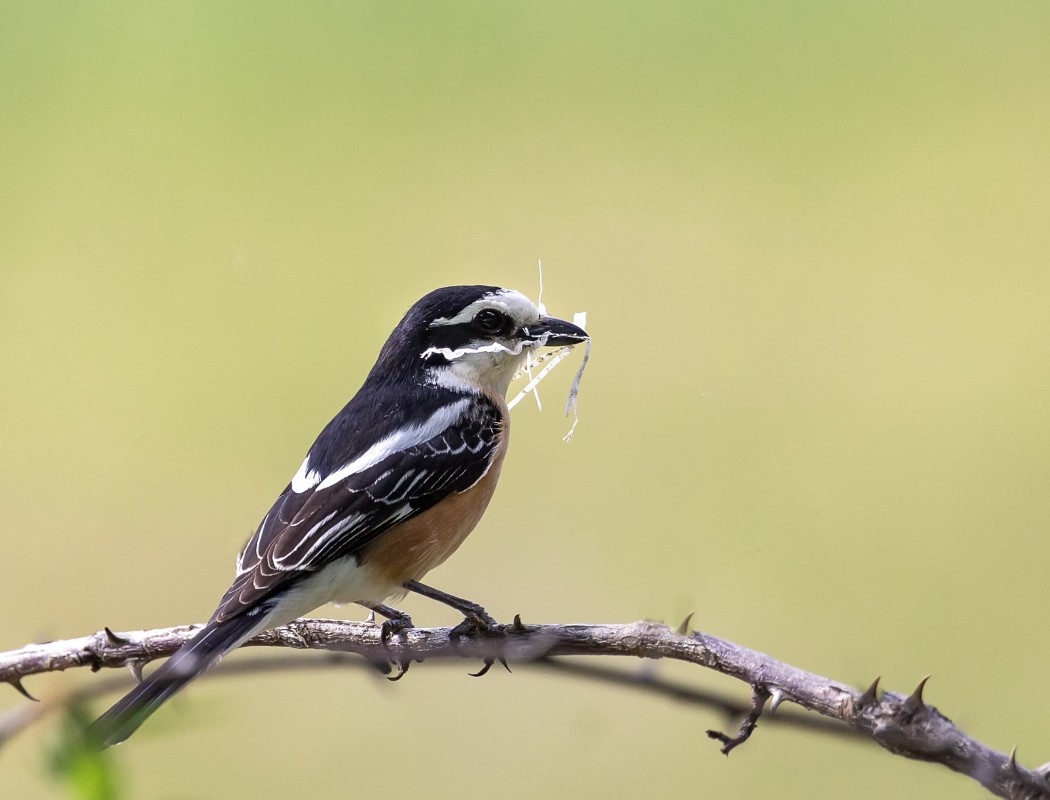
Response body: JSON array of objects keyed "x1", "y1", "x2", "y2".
[{"x1": 90, "y1": 284, "x2": 588, "y2": 747}]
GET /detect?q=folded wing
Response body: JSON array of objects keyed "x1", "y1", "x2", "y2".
[{"x1": 215, "y1": 398, "x2": 502, "y2": 623}]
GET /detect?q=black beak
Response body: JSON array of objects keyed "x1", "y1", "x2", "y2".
[{"x1": 525, "y1": 316, "x2": 589, "y2": 346}]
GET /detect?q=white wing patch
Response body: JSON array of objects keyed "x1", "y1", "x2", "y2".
[
  {"x1": 291, "y1": 456, "x2": 322, "y2": 494},
  {"x1": 316, "y1": 399, "x2": 472, "y2": 490}
]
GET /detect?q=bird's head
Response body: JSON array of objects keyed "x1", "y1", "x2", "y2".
[{"x1": 371, "y1": 285, "x2": 588, "y2": 398}]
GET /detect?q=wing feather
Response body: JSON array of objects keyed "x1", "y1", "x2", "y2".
[{"x1": 216, "y1": 398, "x2": 501, "y2": 623}]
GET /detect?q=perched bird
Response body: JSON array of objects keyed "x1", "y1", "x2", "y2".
[{"x1": 89, "y1": 284, "x2": 588, "y2": 747}]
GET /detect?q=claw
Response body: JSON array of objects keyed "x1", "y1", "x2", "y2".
[
  {"x1": 470, "y1": 608, "x2": 499, "y2": 631},
  {"x1": 371, "y1": 606, "x2": 413, "y2": 649},
  {"x1": 449, "y1": 609, "x2": 500, "y2": 642},
  {"x1": 380, "y1": 617, "x2": 413, "y2": 648},
  {"x1": 449, "y1": 618, "x2": 474, "y2": 643},
  {"x1": 400, "y1": 581, "x2": 505, "y2": 673},
  {"x1": 446, "y1": 612, "x2": 508, "y2": 677},
  {"x1": 467, "y1": 653, "x2": 511, "y2": 677},
  {"x1": 378, "y1": 620, "x2": 413, "y2": 678},
  {"x1": 357, "y1": 604, "x2": 414, "y2": 677},
  {"x1": 387, "y1": 660, "x2": 411, "y2": 682}
]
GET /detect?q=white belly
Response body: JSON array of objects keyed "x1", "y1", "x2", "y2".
[{"x1": 263, "y1": 556, "x2": 399, "y2": 627}]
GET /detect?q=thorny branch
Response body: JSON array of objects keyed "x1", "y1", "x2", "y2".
[
  {"x1": 2, "y1": 618, "x2": 1048, "y2": 799},
  {"x1": 707, "y1": 683, "x2": 771, "y2": 754}
]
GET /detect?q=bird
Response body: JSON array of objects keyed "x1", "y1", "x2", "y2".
[{"x1": 88, "y1": 284, "x2": 589, "y2": 747}]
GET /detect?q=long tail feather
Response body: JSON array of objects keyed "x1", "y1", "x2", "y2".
[{"x1": 88, "y1": 614, "x2": 260, "y2": 748}]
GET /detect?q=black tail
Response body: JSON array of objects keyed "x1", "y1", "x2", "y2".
[{"x1": 88, "y1": 614, "x2": 260, "y2": 748}]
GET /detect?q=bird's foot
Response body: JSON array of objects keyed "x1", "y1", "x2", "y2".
[
  {"x1": 378, "y1": 610, "x2": 415, "y2": 649},
  {"x1": 448, "y1": 605, "x2": 510, "y2": 677},
  {"x1": 401, "y1": 581, "x2": 511, "y2": 677},
  {"x1": 360, "y1": 602, "x2": 415, "y2": 680},
  {"x1": 448, "y1": 602, "x2": 500, "y2": 640}
]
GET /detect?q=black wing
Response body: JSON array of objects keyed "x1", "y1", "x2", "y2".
[{"x1": 213, "y1": 397, "x2": 502, "y2": 623}]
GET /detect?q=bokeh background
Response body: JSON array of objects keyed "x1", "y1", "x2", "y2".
[{"x1": 3, "y1": 2, "x2": 1049, "y2": 798}]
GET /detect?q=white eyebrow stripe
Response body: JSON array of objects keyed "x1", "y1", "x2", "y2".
[
  {"x1": 316, "y1": 399, "x2": 472, "y2": 490},
  {"x1": 429, "y1": 289, "x2": 538, "y2": 328},
  {"x1": 291, "y1": 457, "x2": 322, "y2": 494}
]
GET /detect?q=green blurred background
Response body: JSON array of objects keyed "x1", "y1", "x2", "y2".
[{"x1": 3, "y1": 2, "x2": 1049, "y2": 797}]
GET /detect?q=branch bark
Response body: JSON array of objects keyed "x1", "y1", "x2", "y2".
[{"x1": 2, "y1": 618, "x2": 1047, "y2": 799}]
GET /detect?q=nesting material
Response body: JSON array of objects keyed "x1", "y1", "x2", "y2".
[{"x1": 508, "y1": 311, "x2": 591, "y2": 440}]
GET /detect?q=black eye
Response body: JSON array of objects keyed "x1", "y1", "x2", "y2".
[{"x1": 473, "y1": 308, "x2": 506, "y2": 333}]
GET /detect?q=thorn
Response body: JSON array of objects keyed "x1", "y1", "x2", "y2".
[
  {"x1": 126, "y1": 660, "x2": 145, "y2": 684},
  {"x1": 469, "y1": 659, "x2": 495, "y2": 678},
  {"x1": 9, "y1": 678, "x2": 38, "y2": 702},
  {"x1": 858, "y1": 676, "x2": 881, "y2": 708},
  {"x1": 511, "y1": 613, "x2": 526, "y2": 632},
  {"x1": 676, "y1": 612, "x2": 695, "y2": 635},
  {"x1": 1007, "y1": 746, "x2": 1019, "y2": 773},
  {"x1": 903, "y1": 675, "x2": 930, "y2": 714},
  {"x1": 769, "y1": 688, "x2": 787, "y2": 714},
  {"x1": 103, "y1": 626, "x2": 131, "y2": 646}
]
